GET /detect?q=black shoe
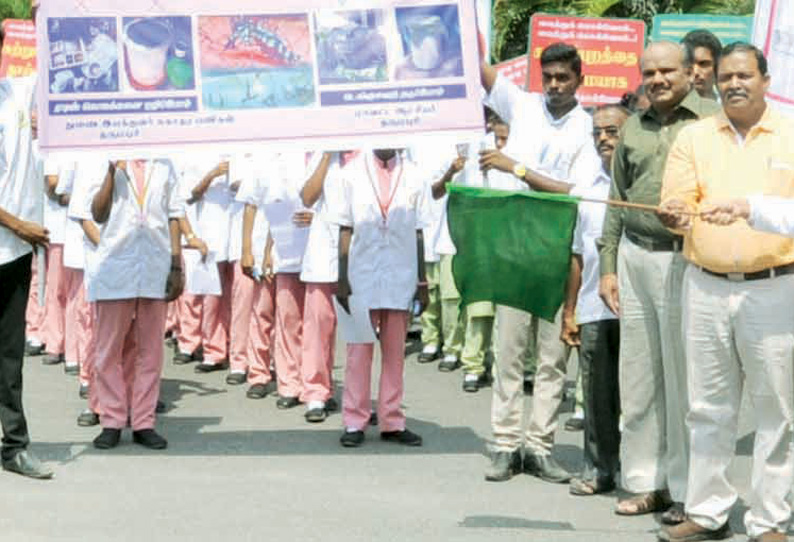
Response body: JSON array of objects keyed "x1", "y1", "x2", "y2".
[
  {"x1": 417, "y1": 348, "x2": 441, "y2": 363},
  {"x1": 325, "y1": 397, "x2": 339, "y2": 412},
  {"x1": 78, "y1": 383, "x2": 89, "y2": 399},
  {"x1": 340, "y1": 430, "x2": 365, "y2": 448},
  {"x1": 155, "y1": 400, "x2": 167, "y2": 414},
  {"x1": 132, "y1": 429, "x2": 167, "y2": 450},
  {"x1": 2, "y1": 450, "x2": 53, "y2": 479},
  {"x1": 93, "y1": 428, "x2": 122, "y2": 450},
  {"x1": 43, "y1": 354, "x2": 64, "y2": 366},
  {"x1": 276, "y1": 396, "x2": 301, "y2": 409},
  {"x1": 246, "y1": 381, "x2": 277, "y2": 399},
  {"x1": 462, "y1": 375, "x2": 481, "y2": 393},
  {"x1": 225, "y1": 372, "x2": 247, "y2": 385},
  {"x1": 194, "y1": 360, "x2": 229, "y2": 373},
  {"x1": 77, "y1": 409, "x2": 100, "y2": 427},
  {"x1": 380, "y1": 429, "x2": 422, "y2": 447},
  {"x1": 64, "y1": 364, "x2": 79, "y2": 376},
  {"x1": 523, "y1": 450, "x2": 571, "y2": 483},
  {"x1": 438, "y1": 357, "x2": 460, "y2": 372},
  {"x1": 25, "y1": 342, "x2": 45, "y2": 356},
  {"x1": 173, "y1": 348, "x2": 202, "y2": 365},
  {"x1": 305, "y1": 407, "x2": 327, "y2": 423},
  {"x1": 564, "y1": 417, "x2": 585, "y2": 432},
  {"x1": 523, "y1": 372, "x2": 535, "y2": 395},
  {"x1": 485, "y1": 450, "x2": 522, "y2": 482}
]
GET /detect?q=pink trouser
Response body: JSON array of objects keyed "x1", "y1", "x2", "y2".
[
  {"x1": 44, "y1": 244, "x2": 69, "y2": 355},
  {"x1": 25, "y1": 250, "x2": 46, "y2": 342},
  {"x1": 176, "y1": 293, "x2": 203, "y2": 355},
  {"x1": 300, "y1": 283, "x2": 337, "y2": 403},
  {"x1": 94, "y1": 298, "x2": 166, "y2": 430},
  {"x1": 247, "y1": 279, "x2": 276, "y2": 385},
  {"x1": 202, "y1": 261, "x2": 233, "y2": 363},
  {"x1": 343, "y1": 309, "x2": 409, "y2": 432},
  {"x1": 229, "y1": 262, "x2": 254, "y2": 373},
  {"x1": 165, "y1": 300, "x2": 179, "y2": 335},
  {"x1": 64, "y1": 270, "x2": 93, "y2": 368},
  {"x1": 274, "y1": 273, "x2": 305, "y2": 397}
]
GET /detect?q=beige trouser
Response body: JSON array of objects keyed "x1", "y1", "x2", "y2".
[
  {"x1": 683, "y1": 266, "x2": 794, "y2": 538},
  {"x1": 439, "y1": 255, "x2": 464, "y2": 358},
  {"x1": 617, "y1": 237, "x2": 688, "y2": 501},
  {"x1": 420, "y1": 262, "x2": 442, "y2": 349},
  {"x1": 490, "y1": 305, "x2": 570, "y2": 454}
]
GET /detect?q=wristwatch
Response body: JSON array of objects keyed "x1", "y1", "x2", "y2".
[{"x1": 512, "y1": 163, "x2": 527, "y2": 179}]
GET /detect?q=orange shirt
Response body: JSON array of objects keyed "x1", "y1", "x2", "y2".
[{"x1": 661, "y1": 106, "x2": 794, "y2": 273}]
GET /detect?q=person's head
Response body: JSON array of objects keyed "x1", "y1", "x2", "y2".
[
  {"x1": 716, "y1": 42, "x2": 770, "y2": 127},
  {"x1": 373, "y1": 148, "x2": 397, "y2": 162},
  {"x1": 491, "y1": 116, "x2": 509, "y2": 150},
  {"x1": 31, "y1": 0, "x2": 39, "y2": 24},
  {"x1": 592, "y1": 105, "x2": 629, "y2": 170},
  {"x1": 540, "y1": 43, "x2": 583, "y2": 112},
  {"x1": 640, "y1": 41, "x2": 693, "y2": 114},
  {"x1": 681, "y1": 30, "x2": 722, "y2": 98}
]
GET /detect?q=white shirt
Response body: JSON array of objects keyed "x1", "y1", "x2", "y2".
[
  {"x1": 485, "y1": 74, "x2": 601, "y2": 192},
  {"x1": 748, "y1": 195, "x2": 794, "y2": 237},
  {"x1": 86, "y1": 159, "x2": 184, "y2": 301},
  {"x1": 0, "y1": 76, "x2": 41, "y2": 265},
  {"x1": 67, "y1": 159, "x2": 106, "y2": 290},
  {"x1": 409, "y1": 144, "x2": 453, "y2": 263},
  {"x1": 300, "y1": 151, "x2": 341, "y2": 283},
  {"x1": 182, "y1": 155, "x2": 233, "y2": 262},
  {"x1": 327, "y1": 152, "x2": 431, "y2": 311},
  {"x1": 233, "y1": 154, "x2": 269, "y2": 262},
  {"x1": 571, "y1": 169, "x2": 617, "y2": 325},
  {"x1": 43, "y1": 155, "x2": 70, "y2": 245}
]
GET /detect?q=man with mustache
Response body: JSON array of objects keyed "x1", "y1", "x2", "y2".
[
  {"x1": 658, "y1": 42, "x2": 794, "y2": 542},
  {"x1": 681, "y1": 30, "x2": 722, "y2": 101},
  {"x1": 597, "y1": 42, "x2": 719, "y2": 522}
]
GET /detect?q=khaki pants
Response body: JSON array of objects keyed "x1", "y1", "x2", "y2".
[
  {"x1": 683, "y1": 266, "x2": 794, "y2": 538},
  {"x1": 439, "y1": 255, "x2": 464, "y2": 359},
  {"x1": 490, "y1": 305, "x2": 570, "y2": 454},
  {"x1": 420, "y1": 262, "x2": 442, "y2": 349},
  {"x1": 617, "y1": 237, "x2": 688, "y2": 501}
]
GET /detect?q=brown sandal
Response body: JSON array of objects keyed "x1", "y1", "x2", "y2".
[
  {"x1": 570, "y1": 477, "x2": 616, "y2": 496},
  {"x1": 615, "y1": 491, "x2": 672, "y2": 516}
]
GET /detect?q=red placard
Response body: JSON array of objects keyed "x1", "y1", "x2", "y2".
[
  {"x1": 528, "y1": 14, "x2": 645, "y2": 106},
  {"x1": 495, "y1": 55, "x2": 528, "y2": 89},
  {"x1": 0, "y1": 19, "x2": 37, "y2": 78}
]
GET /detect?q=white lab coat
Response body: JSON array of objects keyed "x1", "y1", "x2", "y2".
[
  {"x1": 67, "y1": 159, "x2": 106, "y2": 292},
  {"x1": 86, "y1": 159, "x2": 184, "y2": 301},
  {"x1": 233, "y1": 153, "x2": 270, "y2": 263},
  {"x1": 43, "y1": 156, "x2": 70, "y2": 245},
  {"x1": 300, "y1": 151, "x2": 341, "y2": 284},
  {"x1": 182, "y1": 154, "x2": 233, "y2": 262},
  {"x1": 327, "y1": 151, "x2": 431, "y2": 311}
]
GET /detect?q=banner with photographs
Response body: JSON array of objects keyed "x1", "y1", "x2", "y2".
[
  {"x1": 36, "y1": 0, "x2": 484, "y2": 153},
  {"x1": 753, "y1": 0, "x2": 794, "y2": 117}
]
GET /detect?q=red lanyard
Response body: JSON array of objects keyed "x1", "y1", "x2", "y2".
[{"x1": 365, "y1": 153, "x2": 403, "y2": 222}]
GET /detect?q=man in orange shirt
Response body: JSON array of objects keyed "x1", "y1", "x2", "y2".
[{"x1": 658, "y1": 43, "x2": 794, "y2": 542}]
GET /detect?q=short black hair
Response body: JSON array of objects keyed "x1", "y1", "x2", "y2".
[
  {"x1": 595, "y1": 103, "x2": 631, "y2": 117},
  {"x1": 681, "y1": 29, "x2": 722, "y2": 65},
  {"x1": 540, "y1": 42, "x2": 582, "y2": 77},
  {"x1": 718, "y1": 42, "x2": 768, "y2": 76}
]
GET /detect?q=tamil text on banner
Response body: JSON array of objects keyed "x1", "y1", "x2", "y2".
[
  {"x1": 495, "y1": 55, "x2": 528, "y2": 89},
  {"x1": 1, "y1": 19, "x2": 37, "y2": 78},
  {"x1": 753, "y1": 0, "x2": 794, "y2": 117},
  {"x1": 528, "y1": 14, "x2": 645, "y2": 107},
  {"x1": 651, "y1": 14, "x2": 753, "y2": 45},
  {"x1": 447, "y1": 185, "x2": 578, "y2": 322},
  {"x1": 36, "y1": 0, "x2": 484, "y2": 153}
]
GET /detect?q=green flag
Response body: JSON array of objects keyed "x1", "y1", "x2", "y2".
[{"x1": 447, "y1": 185, "x2": 579, "y2": 322}]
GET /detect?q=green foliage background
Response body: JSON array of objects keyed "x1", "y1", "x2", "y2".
[
  {"x1": 492, "y1": 0, "x2": 756, "y2": 62},
  {"x1": 0, "y1": 0, "x2": 31, "y2": 21}
]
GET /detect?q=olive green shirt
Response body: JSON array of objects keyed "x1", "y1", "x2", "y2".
[{"x1": 598, "y1": 91, "x2": 720, "y2": 276}]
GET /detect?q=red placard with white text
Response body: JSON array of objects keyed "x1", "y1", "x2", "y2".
[
  {"x1": 0, "y1": 19, "x2": 37, "y2": 78},
  {"x1": 495, "y1": 55, "x2": 528, "y2": 89},
  {"x1": 528, "y1": 14, "x2": 645, "y2": 106}
]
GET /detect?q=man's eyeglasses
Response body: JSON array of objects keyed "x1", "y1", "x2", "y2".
[{"x1": 592, "y1": 126, "x2": 620, "y2": 138}]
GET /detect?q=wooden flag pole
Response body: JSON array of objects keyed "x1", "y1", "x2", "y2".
[{"x1": 577, "y1": 197, "x2": 700, "y2": 216}]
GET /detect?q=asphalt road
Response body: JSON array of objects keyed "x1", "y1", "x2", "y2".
[{"x1": 2, "y1": 336, "x2": 760, "y2": 542}]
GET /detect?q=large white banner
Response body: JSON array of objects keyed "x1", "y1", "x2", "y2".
[
  {"x1": 753, "y1": 0, "x2": 794, "y2": 117},
  {"x1": 36, "y1": 0, "x2": 485, "y2": 153}
]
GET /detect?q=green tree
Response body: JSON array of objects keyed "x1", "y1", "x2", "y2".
[
  {"x1": 492, "y1": 0, "x2": 756, "y2": 62},
  {"x1": 0, "y1": 0, "x2": 32, "y2": 21}
]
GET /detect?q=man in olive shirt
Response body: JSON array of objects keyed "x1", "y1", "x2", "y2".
[
  {"x1": 597, "y1": 41, "x2": 720, "y2": 520},
  {"x1": 659, "y1": 43, "x2": 794, "y2": 542}
]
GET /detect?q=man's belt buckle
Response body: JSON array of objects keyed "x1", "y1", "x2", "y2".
[{"x1": 726, "y1": 272, "x2": 745, "y2": 282}]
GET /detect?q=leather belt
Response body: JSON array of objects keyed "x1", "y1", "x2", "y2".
[
  {"x1": 625, "y1": 230, "x2": 683, "y2": 252},
  {"x1": 699, "y1": 262, "x2": 794, "y2": 282}
]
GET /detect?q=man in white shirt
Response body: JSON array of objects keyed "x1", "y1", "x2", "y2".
[
  {"x1": 478, "y1": 43, "x2": 602, "y2": 483},
  {"x1": 88, "y1": 159, "x2": 184, "y2": 450},
  {"x1": 0, "y1": 68, "x2": 53, "y2": 479},
  {"x1": 560, "y1": 105, "x2": 629, "y2": 496}
]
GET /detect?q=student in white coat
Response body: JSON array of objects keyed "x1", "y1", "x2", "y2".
[
  {"x1": 88, "y1": 159, "x2": 184, "y2": 450},
  {"x1": 331, "y1": 148, "x2": 430, "y2": 448}
]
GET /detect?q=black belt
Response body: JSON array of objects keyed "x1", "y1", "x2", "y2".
[
  {"x1": 699, "y1": 262, "x2": 794, "y2": 282},
  {"x1": 625, "y1": 230, "x2": 683, "y2": 252}
]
